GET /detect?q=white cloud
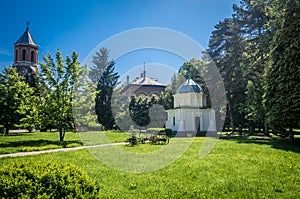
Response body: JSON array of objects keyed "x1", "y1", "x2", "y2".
[{"x1": 0, "y1": 49, "x2": 11, "y2": 56}]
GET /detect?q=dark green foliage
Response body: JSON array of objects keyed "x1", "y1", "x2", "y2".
[
  {"x1": 147, "y1": 128, "x2": 172, "y2": 137},
  {"x1": 127, "y1": 134, "x2": 138, "y2": 146},
  {"x1": 179, "y1": 59, "x2": 206, "y2": 87},
  {"x1": 233, "y1": 0, "x2": 270, "y2": 134},
  {"x1": 92, "y1": 48, "x2": 119, "y2": 130},
  {"x1": 129, "y1": 95, "x2": 166, "y2": 129},
  {"x1": 207, "y1": 0, "x2": 290, "y2": 133},
  {"x1": 240, "y1": 79, "x2": 266, "y2": 134},
  {"x1": 165, "y1": 128, "x2": 172, "y2": 137},
  {"x1": 208, "y1": 17, "x2": 246, "y2": 131},
  {"x1": 158, "y1": 87, "x2": 174, "y2": 110},
  {"x1": 129, "y1": 96, "x2": 151, "y2": 128},
  {"x1": 95, "y1": 61, "x2": 119, "y2": 130},
  {"x1": 0, "y1": 162, "x2": 100, "y2": 198},
  {"x1": 0, "y1": 125, "x2": 4, "y2": 134},
  {"x1": 264, "y1": 0, "x2": 300, "y2": 136}
]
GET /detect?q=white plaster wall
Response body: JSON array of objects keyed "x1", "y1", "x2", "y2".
[
  {"x1": 174, "y1": 93, "x2": 206, "y2": 108},
  {"x1": 166, "y1": 109, "x2": 216, "y2": 132}
]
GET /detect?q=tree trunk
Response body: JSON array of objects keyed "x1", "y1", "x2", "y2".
[
  {"x1": 264, "y1": 120, "x2": 269, "y2": 136},
  {"x1": 290, "y1": 127, "x2": 294, "y2": 142},
  {"x1": 249, "y1": 121, "x2": 254, "y2": 135},
  {"x1": 5, "y1": 127, "x2": 9, "y2": 135},
  {"x1": 239, "y1": 125, "x2": 243, "y2": 136},
  {"x1": 59, "y1": 127, "x2": 65, "y2": 142},
  {"x1": 228, "y1": 102, "x2": 236, "y2": 132}
]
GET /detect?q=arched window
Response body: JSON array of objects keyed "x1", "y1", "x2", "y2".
[
  {"x1": 31, "y1": 51, "x2": 35, "y2": 63},
  {"x1": 22, "y1": 49, "x2": 26, "y2": 61},
  {"x1": 15, "y1": 50, "x2": 18, "y2": 62}
]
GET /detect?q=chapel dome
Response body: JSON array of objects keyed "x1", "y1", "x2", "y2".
[{"x1": 176, "y1": 78, "x2": 203, "y2": 94}]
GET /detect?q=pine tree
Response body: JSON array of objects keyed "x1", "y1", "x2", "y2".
[
  {"x1": 264, "y1": 0, "x2": 300, "y2": 138},
  {"x1": 208, "y1": 18, "x2": 246, "y2": 131},
  {"x1": 95, "y1": 60, "x2": 119, "y2": 130},
  {"x1": 233, "y1": 0, "x2": 270, "y2": 134},
  {"x1": 89, "y1": 48, "x2": 113, "y2": 83},
  {"x1": 241, "y1": 79, "x2": 265, "y2": 134}
]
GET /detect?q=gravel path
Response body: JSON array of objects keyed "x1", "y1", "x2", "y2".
[{"x1": 0, "y1": 142, "x2": 127, "y2": 158}]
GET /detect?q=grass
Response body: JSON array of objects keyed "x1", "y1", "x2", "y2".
[
  {"x1": 1, "y1": 136, "x2": 300, "y2": 198},
  {"x1": 0, "y1": 131, "x2": 82, "y2": 154},
  {"x1": 121, "y1": 143, "x2": 166, "y2": 153},
  {"x1": 0, "y1": 131, "x2": 130, "y2": 154}
]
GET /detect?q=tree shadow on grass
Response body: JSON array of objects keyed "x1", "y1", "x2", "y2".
[
  {"x1": 0, "y1": 139, "x2": 83, "y2": 149},
  {"x1": 0, "y1": 132, "x2": 33, "y2": 137},
  {"x1": 220, "y1": 135, "x2": 300, "y2": 153}
]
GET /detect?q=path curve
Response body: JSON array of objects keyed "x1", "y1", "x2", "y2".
[{"x1": 0, "y1": 142, "x2": 127, "y2": 158}]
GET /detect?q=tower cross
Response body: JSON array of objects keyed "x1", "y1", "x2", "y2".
[{"x1": 26, "y1": 21, "x2": 30, "y2": 30}]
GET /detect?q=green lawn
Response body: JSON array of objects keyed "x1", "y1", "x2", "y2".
[
  {"x1": 1, "y1": 136, "x2": 299, "y2": 198},
  {"x1": 0, "y1": 131, "x2": 130, "y2": 154}
]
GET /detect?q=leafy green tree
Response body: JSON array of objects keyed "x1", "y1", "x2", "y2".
[
  {"x1": 179, "y1": 59, "x2": 207, "y2": 87},
  {"x1": 111, "y1": 86, "x2": 132, "y2": 131},
  {"x1": 0, "y1": 67, "x2": 35, "y2": 135},
  {"x1": 95, "y1": 58, "x2": 119, "y2": 130},
  {"x1": 39, "y1": 49, "x2": 80, "y2": 141},
  {"x1": 129, "y1": 96, "x2": 152, "y2": 129},
  {"x1": 158, "y1": 87, "x2": 174, "y2": 110},
  {"x1": 16, "y1": 95, "x2": 41, "y2": 133},
  {"x1": 73, "y1": 65, "x2": 102, "y2": 131},
  {"x1": 264, "y1": 0, "x2": 300, "y2": 138}
]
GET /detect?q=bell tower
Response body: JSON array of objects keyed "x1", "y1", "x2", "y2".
[{"x1": 13, "y1": 22, "x2": 38, "y2": 87}]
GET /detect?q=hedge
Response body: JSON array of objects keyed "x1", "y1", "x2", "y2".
[
  {"x1": 146, "y1": 128, "x2": 173, "y2": 137},
  {"x1": 0, "y1": 162, "x2": 100, "y2": 198}
]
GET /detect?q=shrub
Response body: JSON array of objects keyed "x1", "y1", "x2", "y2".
[
  {"x1": 127, "y1": 134, "x2": 138, "y2": 146},
  {"x1": 165, "y1": 128, "x2": 173, "y2": 137},
  {"x1": 147, "y1": 128, "x2": 173, "y2": 137},
  {"x1": 0, "y1": 161, "x2": 100, "y2": 198}
]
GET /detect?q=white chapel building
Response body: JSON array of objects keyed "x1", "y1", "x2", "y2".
[{"x1": 166, "y1": 78, "x2": 216, "y2": 135}]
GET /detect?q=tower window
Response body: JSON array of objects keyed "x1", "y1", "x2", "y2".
[
  {"x1": 15, "y1": 50, "x2": 18, "y2": 62},
  {"x1": 31, "y1": 51, "x2": 35, "y2": 63},
  {"x1": 173, "y1": 117, "x2": 175, "y2": 126},
  {"x1": 22, "y1": 49, "x2": 26, "y2": 61}
]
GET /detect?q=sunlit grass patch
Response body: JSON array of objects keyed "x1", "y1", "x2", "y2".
[{"x1": 1, "y1": 135, "x2": 300, "y2": 198}]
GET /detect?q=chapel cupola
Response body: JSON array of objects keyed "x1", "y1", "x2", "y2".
[{"x1": 174, "y1": 78, "x2": 207, "y2": 108}]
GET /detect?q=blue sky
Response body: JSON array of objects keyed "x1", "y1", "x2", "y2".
[{"x1": 0, "y1": 0, "x2": 239, "y2": 83}]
